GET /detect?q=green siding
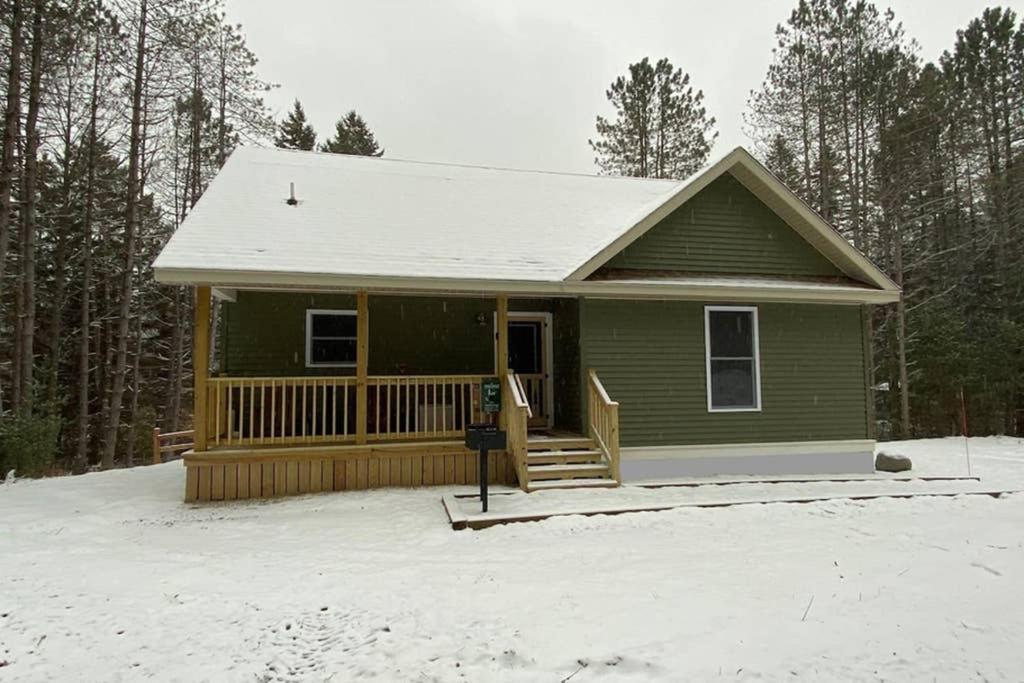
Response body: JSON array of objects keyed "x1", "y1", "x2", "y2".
[
  {"x1": 223, "y1": 292, "x2": 494, "y2": 376},
  {"x1": 223, "y1": 293, "x2": 867, "y2": 445},
  {"x1": 579, "y1": 299, "x2": 867, "y2": 446},
  {"x1": 551, "y1": 298, "x2": 581, "y2": 431},
  {"x1": 221, "y1": 292, "x2": 582, "y2": 430},
  {"x1": 604, "y1": 173, "x2": 842, "y2": 276}
]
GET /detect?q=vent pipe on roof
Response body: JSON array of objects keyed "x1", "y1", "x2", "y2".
[{"x1": 286, "y1": 182, "x2": 298, "y2": 206}]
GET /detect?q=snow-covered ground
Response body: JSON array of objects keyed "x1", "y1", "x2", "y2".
[{"x1": 2, "y1": 437, "x2": 1023, "y2": 681}]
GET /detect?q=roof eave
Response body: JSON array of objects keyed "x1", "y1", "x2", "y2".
[{"x1": 154, "y1": 267, "x2": 899, "y2": 305}]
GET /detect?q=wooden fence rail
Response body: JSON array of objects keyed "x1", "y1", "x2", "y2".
[{"x1": 152, "y1": 428, "x2": 195, "y2": 464}]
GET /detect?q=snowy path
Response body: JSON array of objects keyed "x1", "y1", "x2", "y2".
[{"x1": 2, "y1": 437, "x2": 1023, "y2": 681}]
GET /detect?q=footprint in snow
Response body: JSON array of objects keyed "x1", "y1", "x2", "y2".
[
  {"x1": 257, "y1": 607, "x2": 391, "y2": 682},
  {"x1": 970, "y1": 561, "x2": 1002, "y2": 577}
]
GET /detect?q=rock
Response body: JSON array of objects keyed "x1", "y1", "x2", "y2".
[{"x1": 875, "y1": 452, "x2": 912, "y2": 472}]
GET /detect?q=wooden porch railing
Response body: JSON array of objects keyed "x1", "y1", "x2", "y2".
[
  {"x1": 517, "y1": 372, "x2": 547, "y2": 425},
  {"x1": 503, "y1": 371, "x2": 531, "y2": 491},
  {"x1": 152, "y1": 428, "x2": 194, "y2": 464},
  {"x1": 367, "y1": 375, "x2": 486, "y2": 440},
  {"x1": 204, "y1": 374, "x2": 487, "y2": 448},
  {"x1": 587, "y1": 369, "x2": 621, "y2": 482},
  {"x1": 206, "y1": 376, "x2": 356, "y2": 448}
]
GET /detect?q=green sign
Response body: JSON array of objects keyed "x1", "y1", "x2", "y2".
[{"x1": 481, "y1": 377, "x2": 501, "y2": 413}]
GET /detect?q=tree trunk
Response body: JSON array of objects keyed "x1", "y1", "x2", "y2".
[
  {"x1": 75, "y1": 33, "x2": 102, "y2": 472},
  {"x1": 796, "y1": 43, "x2": 813, "y2": 199},
  {"x1": 49, "y1": 40, "x2": 75, "y2": 412},
  {"x1": 101, "y1": 0, "x2": 147, "y2": 469},
  {"x1": 0, "y1": 0, "x2": 24, "y2": 300},
  {"x1": 17, "y1": 0, "x2": 45, "y2": 415},
  {"x1": 125, "y1": 316, "x2": 143, "y2": 467},
  {"x1": 893, "y1": 219, "x2": 911, "y2": 438},
  {"x1": 167, "y1": 287, "x2": 184, "y2": 432}
]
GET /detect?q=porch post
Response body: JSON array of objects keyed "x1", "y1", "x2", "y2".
[
  {"x1": 496, "y1": 294, "x2": 509, "y2": 428},
  {"x1": 193, "y1": 285, "x2": 211, "y2": 452},
  {"x1": 496, "y1": 294, "x2": 509, "y2": 378},
  {"x1": 355, "y1": 290, "x2": 369, "y2": 444}
]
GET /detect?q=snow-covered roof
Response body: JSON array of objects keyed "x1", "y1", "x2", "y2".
[
  {"x1": 153, "y1": 145, "x2": 899, "y2": 303},
  {"x1": 153, "y1": 146, "x2": 684, "y2": 283}
]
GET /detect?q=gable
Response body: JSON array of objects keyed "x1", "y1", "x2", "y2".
[{"x1": 601, "y1": 172, "x2": 842, "y2": 278}]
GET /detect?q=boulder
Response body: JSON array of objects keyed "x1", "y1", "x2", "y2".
[{"x1": 875, "y1": 452, "x2": 912, "y2": 473}]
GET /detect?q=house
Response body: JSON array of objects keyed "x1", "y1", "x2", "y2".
[{"x1": 152, "y1": 145, "x2": 899, "y2": 502}]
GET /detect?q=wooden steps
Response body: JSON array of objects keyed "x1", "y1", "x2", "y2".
[
  {"x1": 526, "y1": 437, "x2": 594, "y2": 451},
  {"x1": 523, "y1": 433, "x2": 618, "y2": 490},
  {"x1": 526, "y1": 449, "x2": 603, "y2": 465},
  {"x1": 527, "y1": 462, "x2": 610, "y2": 480},
  {"x1": 526, "y1": 478, "x2": 621, "y2": 492}
]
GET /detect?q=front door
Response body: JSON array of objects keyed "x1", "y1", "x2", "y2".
[{"x1": 504, "y1": 313, "x2": 553, "y2": 428}]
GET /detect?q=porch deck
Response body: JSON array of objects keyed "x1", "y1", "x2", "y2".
[
  {"x1": 182, "y1": 427, "x2": 617, "y2": 502},
  {"x1": 183, "y1": 290, "x2": 621, "y2": 502}
]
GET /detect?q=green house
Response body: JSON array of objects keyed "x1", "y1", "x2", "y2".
[{"x1": 153, "y1": 146, "x2": 899, "y2": 502}]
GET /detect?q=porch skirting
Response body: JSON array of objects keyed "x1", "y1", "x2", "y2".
[
  {"x1": 619, "y1": 440, "x2": 876, "y2": 480},
  {"x1": 183, "y1": 440, "x2": 516, "y2": 502}
]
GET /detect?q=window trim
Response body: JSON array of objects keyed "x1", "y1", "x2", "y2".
[
  {"x1": 704, "y1": 305, "x2": 762, "y2": 413},
  {"x1": 305, "y1": 308, "x2": 358, "y2": 368}
]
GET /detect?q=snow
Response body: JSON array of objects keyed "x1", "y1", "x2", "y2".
[
  {"x1": 2, "y1": 437, "x2": 1024, "y2": 681},
  {"x1": 152, "y1": 145, "x2": 686, "y2": 284}
]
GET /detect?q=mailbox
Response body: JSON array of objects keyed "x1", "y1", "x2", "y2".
[
  {"x1": 465, "y1": 423, "x2": 506, "y2": 512},
  {"x1": 465, "y1": 423, "x2": 507, "y2": 451}
]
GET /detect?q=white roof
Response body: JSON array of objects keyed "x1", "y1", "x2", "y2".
[
  {"x1": 152, "y1": 146, "x2": 685, "y2": 283},
  {"x1": 153, "y1": 145, "x2": 898, "y2": 303}
]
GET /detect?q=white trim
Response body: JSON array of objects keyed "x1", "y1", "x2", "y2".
[
  {"x1": 211, "y1": 287, "x2": 237, "y2": 302},
  {"x1": 154, "y1": 268, "x2": 900, "y2": 305},
  {"x1": 622, "y1": 439, "x2": 876, "y2": 460},
  {"x1": 304, "y1": 308, "x2": 357, "y2": 368},
  {"x1": 704, "y1": 305, "x2": 762, "y2": 413},
  {"x1": 496, "y1": 311, "x2": 555, "y2": 428},
  {"x1": 564, "y1": 147, "x2": 900, "y2": 294}
]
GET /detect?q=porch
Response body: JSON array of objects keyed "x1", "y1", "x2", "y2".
[{"x1": 183, "y1": 288, "x2": 621, "y2": 501}]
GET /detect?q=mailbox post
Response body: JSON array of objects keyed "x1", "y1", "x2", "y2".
[{"x1": 465, "y1": 423, "x2": 506, "y2": 512}]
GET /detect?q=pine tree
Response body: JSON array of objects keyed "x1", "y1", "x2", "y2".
[
  {"x1": 589, "y1": 57, "x2": 717, "y2": 179},
  {"x1": 0, "y1": 0, "x2": 276, "y2": 471},
  {"x1": 747, "y1": 0, "x2": 1024, "y2": 438},
  {"x1": 319, "y1": 110, "x2": 383, "y2": 156},
  {"x1": 274, "y1": 99, "x2": 316, "y2": 150}
]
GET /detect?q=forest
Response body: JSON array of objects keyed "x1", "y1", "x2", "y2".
[{"x1": 0, "y1": 0, "x2": 1021, "y2": 474}]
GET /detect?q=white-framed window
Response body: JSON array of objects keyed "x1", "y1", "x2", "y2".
[
  {"x1": 305, "y1": 309, "x2": 357, "y2": 367},
  {"x1": 704, "y1": 305, "x2": 762, "y2": 412}
]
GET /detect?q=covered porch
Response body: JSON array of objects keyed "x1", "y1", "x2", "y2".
[{"x1": 184, "y1": 287, "x2": 620, "y2": 501}]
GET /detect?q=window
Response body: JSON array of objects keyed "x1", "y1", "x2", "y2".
[
  {"x1": 305, "y1": 309, "x2": 357, "y2": 367},
  {"x1": 704, "y1": 306, "x2": 761, "y2": 412}
]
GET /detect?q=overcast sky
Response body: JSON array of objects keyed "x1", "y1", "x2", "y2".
[{"x1": 225, "y1": 0, "x2": 1013, "y2": 174}]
